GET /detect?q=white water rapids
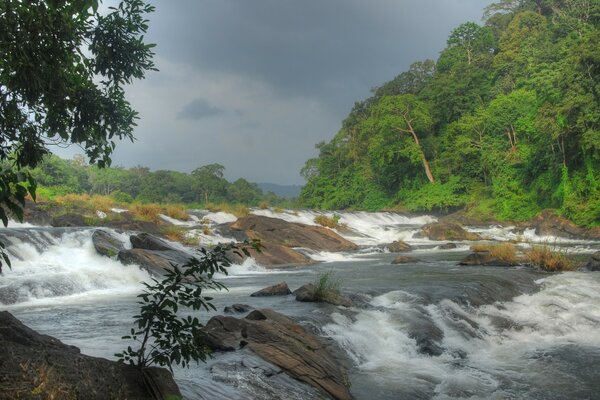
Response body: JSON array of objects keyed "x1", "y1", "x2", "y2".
[{"x1": 0, "y1": 210, "x2": 599, "y2": 399}]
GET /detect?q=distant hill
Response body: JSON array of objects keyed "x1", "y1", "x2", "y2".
[{"x1": 258, "y1": 183, "x2": 303, "y2": 199}]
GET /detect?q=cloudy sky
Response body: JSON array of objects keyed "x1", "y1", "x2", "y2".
[{"x1": 67, "y1": 0, "x2": 492, "y2": 184}]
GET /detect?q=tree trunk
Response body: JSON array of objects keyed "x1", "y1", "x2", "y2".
[{"x1": 403, "y1": 117, "x2": 435, "y2": 183}]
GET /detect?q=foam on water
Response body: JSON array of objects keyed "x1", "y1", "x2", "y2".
[
  {"x1": 324, "y1": 272, "x2": 600, "y2": 398},
  {"x1": 202, "y1": 211, "x2": 238, "y2": 225},
  {"x1": 302, "y1": 250, "x2": 367, "y2": 263},
  {"x1": 0, "y1": 229, "x2": 150, "y2": 308},
  {"x1": 251, "y1": 209, "x2": 319, "y2": 225}
]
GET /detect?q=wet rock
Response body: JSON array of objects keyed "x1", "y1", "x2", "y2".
[
  {"x1": 250, "y1": 282, "x2": 292, "y2": 297},
  {"x1": 22, "y1": 201, "x2": 52, "y2": 226},
  {"x1": 459, "y1": 251, "x2": 513, "y2": 267},
  {"x1": 391, "y1": 256, "x2": 419, "y2": 264},
  {"x1": 439, "y1": 243, "x2": 457, "y2": 250},
  {"x1": 224, "y1": 304, "x2": 254, "y2": 314},
  {"x1": 92, "y1": 229, "x2": 124, "y2": 258},
  {"x1": 229, "y1": 215, "x2": 358, "y2": 252},
  {"x1": 228, "y1": 242, "x2": 314, "y2": 267},
  {"x1": 130, "y1": 233, "x2": 174, "y2": 251},
  {"x1": 293, "y1": 283, "x2": 352, "y2": 307},
  {"x1": 117, "y1": 248, "x2": 193, "y2": 276},
  {"x1": 0, "y1": 311, "x2": 181, "y2": 400},
  {"x1": 584, "y1": 251, "x2": 600, "y2": 271},
  {"x1": 386, "y1": 240, "x2": 412, "y2": 252},
  {"x1": 529, "y1": 209, "x2": 598, "y2": 239},
  {"x1": 204, "y1": 309, "x2": 353, "y2": 400},
  {"x1": 416, "y1": 222, "x2": 481, "y2": 241}
]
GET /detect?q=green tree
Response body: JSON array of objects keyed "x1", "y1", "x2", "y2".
[{"x1": 0, "y1": 0, "x2": 155, "y2": 271}]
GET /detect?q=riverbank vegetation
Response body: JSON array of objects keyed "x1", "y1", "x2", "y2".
[
  {"x1": 299, "y1": 0, "x2": 599, "y2": 228},
  {"x1": 18, "y1": 154, "x2": 295, "y2": 210}
]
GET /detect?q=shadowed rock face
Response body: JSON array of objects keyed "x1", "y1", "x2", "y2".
[
  {"x1": 230, "y1": 215, "x2": 358, "y2": 252},
  {"x1": 204, "y1": 309, "x2": 353, "y2": 400},
  {"x1": 530, "y1": 209, "x2": 600, "y2": 240},
  {"x1": 0, "y1": 311, "x2": 180, "y2": 400},
  {"x1": 92, "y1": 229, "x2": 125, "y2": 257}
]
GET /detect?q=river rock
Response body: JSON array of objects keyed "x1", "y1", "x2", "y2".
[
  {"x1": 130, "y1": 232, "x2": 174, "y2": 251},
  {"x1": 250, "y1": 282, "x2": 292, "y2": 297},
  {"x1": 584, "y1": 251, "x2": 600, "y2": 271},
  {"x1": 391, "y1": 256, "x2": 419, "y2": 264},
  {"x1": 92, "y1": 229, "x2": 125, "y2": 257},
  {"x1": 228, "y1": 242, "x2": 314, "y2": 267},
  {"x1": 529, "y1": 209, "x2": 599, "y2": 239},
  {"x1": 117, "y1": 248, "x2": 194, "y2": 276},
  {"x1": 22, "y1": 200, "x2": 52, "y2": 225},
  {"x1": 293, "y1": 283, "x2": 352, "y2": 307},
  {"x1": 204, "y1": 309, "x2": 353, "y2": 400},
  {"x1": 458, "y1": 251, "x2": 513, "y2": 267},
  {"x1": 224, "y1": 304, "x2": 254, "y2": 313},
  {"x1": 229, "y1": 215, "x2": 358, "y2": 252},
  {"x1": 0, "y1": 311, "x2": 181, "y2": 400},
  {"x1": 416, "y1": 222, "x2": 481, "y2": 241},
  {"x1": 386, "y1": 240, "x2": 412, "y2": 252},
  {"x1": 439, "y1": 243, "x2": 457, "y2": 249}
]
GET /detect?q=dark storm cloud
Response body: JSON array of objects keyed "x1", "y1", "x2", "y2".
[
  {"x1": 178, "y1": 98, "x2": 225, "y2": 119},
  {"x1": 148, "y1": 0, "x2": 489, "y2": 114},
  {"x1": 75, "y1": 0, "x2": 492, "y2": 184}
]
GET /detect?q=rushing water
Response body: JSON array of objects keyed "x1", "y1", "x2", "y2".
[{"x1": 1, "y1": 210, "x2": 599, "y2": 399}]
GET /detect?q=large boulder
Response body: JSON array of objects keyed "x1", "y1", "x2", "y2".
[
  {"x1": 204, "y1": 309, "x2": 353, "y2": 400},
  {"x1": 117, "y1": 248, "x2": 194, "y2": 276},
  {"x1": 0, "y1": 311, "x2": 180, "y2": 400},
  {"x1": 229, "y1": 215, "x2": 358, "y2": 252},
  {"x1": 130, "y1": 233, "x2": 174, "y2": 251},
  {"x1": 529, "y1": 209, "x2": 600, "y2": 240},
  {"x1": 228, "y1": 242, "x2": 314, "y2": 267},
  {"x1": 250, "y1": 282, "x2": 292, "y2": 297},
  {"x1": 92, "y1": 229, "x2": 125, "y2": 258},
  {"x1": 416, "y1": 222, "x2": 481, "y2": 241}
]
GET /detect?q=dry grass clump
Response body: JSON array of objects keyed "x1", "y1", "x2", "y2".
[
  {"x1": 526, "y1": 245, "x2": 577, "y2": 272},
  {"x1": 259, "y1": 201, "x2": 269, "y2": 209},
  {"x1": 204, "y1": 202, "x2": 249, "y2": 217},
  {"x1": 470, "y1": 242, "x2": 519, "y2": 264},
  {"x1": 162, "y1": 204, "x2": 189, "y2": 220},
  {"x1": 162, "y1": 226, "x2": 197, "y2": 246},
  {"x1": 129, "y1": 203, "x2": 162, "y2": 223},
  {"x1": 314, "y1": 214, "x2": 344, "y2": 229},
  {"x1": 53, "y1": 194, "x2": 116, "y2": 212}
]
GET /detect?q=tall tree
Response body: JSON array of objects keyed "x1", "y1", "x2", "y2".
[{"x1": 0, "y1": 0, "x2": 155, "y2": 270}]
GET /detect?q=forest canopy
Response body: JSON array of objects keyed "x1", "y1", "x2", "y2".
[{"x1": 299, "y1": 0, "x2": 599, "y2": 227}]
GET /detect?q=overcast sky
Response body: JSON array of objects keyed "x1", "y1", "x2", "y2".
[{"x1": 61, "y1": 0, "x2": 492, "y2": 185}]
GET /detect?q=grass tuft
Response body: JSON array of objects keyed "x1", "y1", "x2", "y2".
[{"x1": 526, "y1": 245, "x2": 578, "y2": 272}]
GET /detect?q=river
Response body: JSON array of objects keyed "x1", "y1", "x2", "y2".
[{"x1": 1, "y1": 210, "x2": 599, "y2": 399}]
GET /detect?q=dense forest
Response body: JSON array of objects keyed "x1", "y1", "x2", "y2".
[
  {"x1": 300, "y1": 0, "x2": 599, "y2": 227},
  {"x1": 22, "y1": 154, "x2": 287, "y2": 207}
]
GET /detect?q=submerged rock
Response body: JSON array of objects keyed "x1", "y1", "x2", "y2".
[
  {"x1": 458, "y1": 251, "x2": 514, "y2": 267},
  {"x1": 224, "y1": 304, "x2": 254, "y2": 314},
  {"x1": 204, "y1": 309, "x2": 353, "y2": 400},
  {"x1": 439, "y1": 243, "x2": 457, "y2": 250},
  {"x1": 250, "y1": 282, "x2": 292, "y2": 297},
  {"x1": 0, "y1": 311, "x2": 181, "y2": 400},
  {"x1": 416, "y1": 221, "x2": 481, "y2": 241},
  {"x1": 391, "y1": 256, "x2": 419, "y2": 264},
  {"x1": 386, "y1": 240, "x2": 412, "y2": 253}
]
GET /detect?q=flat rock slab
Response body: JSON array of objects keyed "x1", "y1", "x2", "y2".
[
  {"x1": 230, "y1": 215, "x2": 358, "y2": 252},
  {"x1": 0, "y1": 311, "x2": 180, "y2": 400},
  {"x1": 250, "y1": 282, "x2": 292, "y2": 297},
  {"x1": 204, "y1": 309, "x2": 353, "y2": 400}
]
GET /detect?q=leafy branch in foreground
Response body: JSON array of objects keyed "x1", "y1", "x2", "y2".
[{"x1": 116, "y1": 240, "x2": 260, "y2": 371}]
